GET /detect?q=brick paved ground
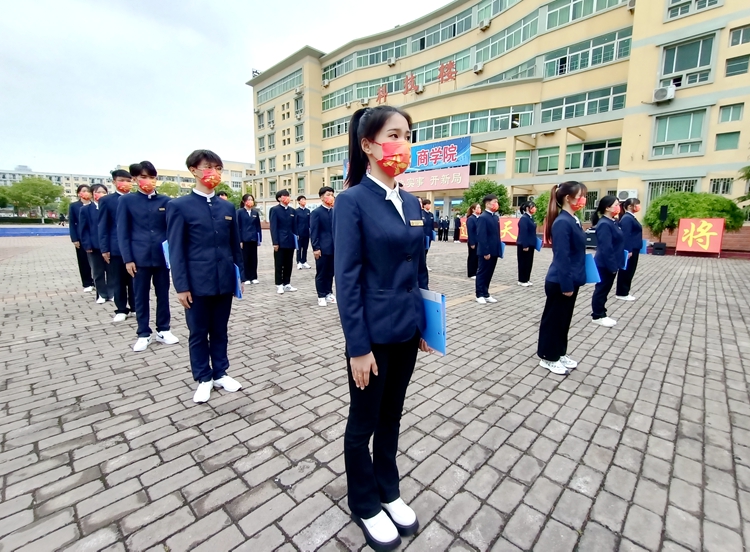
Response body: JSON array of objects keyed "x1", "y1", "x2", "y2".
[{"x1": 1, "y1": 234, "x2": 749, "y2": 552}]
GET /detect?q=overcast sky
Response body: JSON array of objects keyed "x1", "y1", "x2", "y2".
[{"x1": 0, "y1": 0, "x2": 452, "y2": 175}]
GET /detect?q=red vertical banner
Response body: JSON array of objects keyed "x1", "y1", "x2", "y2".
[{"x1": 459, "y1": 216, "x2": 468, "y2": 242}]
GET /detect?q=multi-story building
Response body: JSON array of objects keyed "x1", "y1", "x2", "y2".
[{"x1": 246, "y1": 0, "x2": 750, "y2": 221}]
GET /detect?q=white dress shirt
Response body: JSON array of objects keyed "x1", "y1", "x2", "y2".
[
  {"x1": 192, "y1": 189, "x2": 215, "y2": 203},
  {"x1": 369, "y1": 174, "x2": 405, "y2": 223}
]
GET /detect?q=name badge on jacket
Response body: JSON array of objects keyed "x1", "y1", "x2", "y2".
[
  {"x1": 225, "y1": 216, "x2": 233, "y2": 221},
  {"x1": 158, "y1": 207, "x2": 166, "y2": 211},
  {"x1": 410, "y1": 220, "x2": 424, "y2": 226}
]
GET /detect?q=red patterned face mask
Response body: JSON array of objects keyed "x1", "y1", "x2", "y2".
[
  {"x1": 371, "y1": 140, "x2": 411, "y2": 177},
  {"x1": 571, "y1": 197, "x2": 587, "y2": 211},
  {"x1": 138, "y1": 179, "x2": 156, "y2": 194},
  {"x1": 196, "y1": 168, "x2": 221, "y2": 189},
  {"x1": 115, "y1": 179, "x2": 132, "y2": 194}
]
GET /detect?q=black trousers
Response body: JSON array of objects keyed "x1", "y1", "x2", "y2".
[
  {"x1": 133, "y1": 266, "x2": 170, "y2": 337},
  {"x1": 185, "y1": 294, "x2": 233, "y2": 383},
  {"x1": 345, "y1": 332, "x2": 420, "y2": 519},
  {"x1": 517, "y1": 246, "x2": 535, "y2": 283},
  {"x1": 107, "y1": 255, "x2": 135, "y2": 314},
  {"x1": 453, "y1": 227, "x2": 460, "y2": 241},
  {"x1": 538, "y1": 281, "x2": 579, "y2": 361},
  {"x1": 616, "y1": 251, "x2": 639, "y2": 297},
  {"x1": 241, "y1": 241, "x2": 258, "y2": 281},
  {"x1": 75, "y1": 246, "x2": 94, "y2": 288},
  {"x1": 296, "y1": 236, "x2": 309, "y2": 264},
  {"x1": 467, "y1": 245, "x2": 478, "y2": 278},
  {"x1": 87, "y1": 249, "x2": 109, "y2": 300},
  {"x1": 315, "y1": 254, "x2": 334, "y2": 298},
  {"x1": 274, "y1": 248, "x2": 294, "y2": 286},
  {"x1": 475, "y1": 255, "x2": 497, "y2": 298},
  {"x1": 592, "y1": 266, "x2": 617, "y2": 319},
  {"x1": 437, "y1": 229, "x2": 444, "y2": 241},
  {"x1": 443, "y1": 229, "x2": 449, "y2": 241}
]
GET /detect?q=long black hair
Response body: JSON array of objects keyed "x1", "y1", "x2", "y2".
[
  {"x1": 620, "y1": 197, "x2": 640, "y2": 217},
  {"x1": 591, "y1": 195, "x2": 618, "y2": 226},
  {"x1": 345, "y1": 106, "x2": 412, "y2": 188},
  {"x1": 543, "y1": 181, "x2": 587, "y2": 243},
  {"x1": 520, "y1": 200, "x2": 536, "y2": 214}
]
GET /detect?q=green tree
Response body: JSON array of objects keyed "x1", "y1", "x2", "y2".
[
  {"x1": 4, "y1": 177, "x2": 63, "y2": 220},
  {"x1": 460, "y1": 179, "x2": 511, "y2": 215},
  {"x1": 158, "y1": 182, "x2": 180, "y2": 198},
  {"x1": 644, "y1": 192, "x2": 745, "y2": 238},
  {"x1": 0, "y1": 187, "x2": 8, "y2": 209},
  {"x1": 214, "y1": 183, "x2": 241, "y2": 208},
  {"x1": 532, "y1": 191, "x2": 550, "y2": 226},
  {"x1": 58, "y1": 196, "x2": 71, "y2": 216},
  {"x1": 736, "y1": 166, "x2": 750, "y2": 220}
]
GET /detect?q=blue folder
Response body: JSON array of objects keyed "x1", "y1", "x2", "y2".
[
  {"x1": 162, "y1": 240, "x2": 170, "y2": 269},
  {"x1": 294, "y1": 235, "x2": 299, "y2": 249},
  {"x1": 640, "y1": 239, "x2": 648, "y2": 254},
  {"x1": 623, "y1": 250, "x2": 629, "y2": 271},
  {"x1": 585, "y1": 253, "x2": 601, "y2": 284},
  {"x1": 425, "y1": 235, "x2": 431, "y2": 250},
  {"x1": 535, "y1": 237, "x2": 543, "y2": 252},
  {"x1": 420, "y1": 289, "x2": 446, "y2": 356},
  {"x1": 257, "y1": 232, "x2": 262, "y2": 244},
  {"x1": 499, "y1": 241, "x2": 506, "y2": 259},
  {"x1": 432, "y1": 230, "x2": 437, "y2": 242},
  {"x1": 234, "y1": 264, "x2": 242, "y2": 299}
]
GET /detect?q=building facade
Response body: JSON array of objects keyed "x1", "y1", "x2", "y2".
[{"x1": 246, "y1": 0, "x2": 750, "y2": 221}]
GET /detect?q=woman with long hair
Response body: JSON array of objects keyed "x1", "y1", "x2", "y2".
[
  {"x1": 590, "y1": 195, "x2": 624, "y2": 327},
  {"x1": 537, "y1": 182, "x2": 588, "y2": 375},
  {"x1": 466, "y1": 203, "x2": 481, "y2": 279},
  {"x1": 237, "y1": 193, "x2": 262, "y2": 284},
  {"x1": 616, "y1": 198, "x2": 642, "y2": 301},
  {"x1": 517, "y1": 200, "x2": 537, "y2": 286},
  {"x1": 333, "y1": 105, "x2": 430, "y2": 551}
]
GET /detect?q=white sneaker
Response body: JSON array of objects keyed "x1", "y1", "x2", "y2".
[
  {"x1": 156, "y1": 331, "x2": 179, "y2": 345},
  {"x1": 318, "y1": 298, "x2": 328, "y2": 307},
  {"x1": 243, "y1": 280, "x2": 251, "y2": 285},
  {"x1": 559, "y1": 355, "x2": 578, "y2": 370},
  {"x1": 213, "y1": 376, "x2": 242, "y2": 392},
  {"x1": 133, "y1": 336, "x2": 151, "y2": 352},
  {"x1": 251, "y1": 280, "x2": 259, "y2": 284},
  {"x1": 108, "y1": 297, "x2": 114, "y2": 302},
  {"x1": 476, "y1": 297, "x2": 487, "y2": 304},
  {"x1": 426, "y1": 266, "x2": 432, "y2": 271},
  {"x1": 470, "y1": 276, "x2": 476, "y2": 280},
  {"x1": 297, "y1": 263, "x2": 304, "y2": 270},
  {"x1": 486, "y1": 296, "x2": 498, "y2": 303},
  {"x1": 382, "y1": 498, "x2": 419, "y2": 536},
  {"x1": 539, "y1": 359, "x2": 569, "y2": 375},
  {"x1": 112, "y1": 313, "x2": 128, "y2": 323},
  {"x1": 354, "y1": 511, "x2": 401, "y2": 552},
  {"x1": 96, "y1": 296, "x2": 106, "y2": 304},
  {"x1": 616, "y1": 295, "x2": 636, "y2": 301},
  {"x1": 592, "y1": 317, "x2": 617, "y2": 327},
  {"x1": 277, "y1": 285, "x2": 285, "y2": 294},
  {"x1": 518, "y1": 281, "x2": 532, "y2": 287},
  {"x1": 302, "y1": 262, "x2": 311, "y2": 269},
  {"x1": 83, "y1": 286, "x2": 94, "y2": 293},
  {"x1": 193, "y1": 381, "x2": 213, "y2": 403},
  {"x1": 284, "y1": 285, "x2": 297, "y2": 292},
  {"x1": 325, "y1": 294, "x2": 337, "y2": 304}
]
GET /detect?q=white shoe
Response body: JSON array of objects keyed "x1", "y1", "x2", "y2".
[
  {"x1": 354, "y1": 511, "x2": 401, "y2": 552},
  {"x1": 277, "y1": 285, "x2": 285, "y2": 294},
  {"x1": 112, "y1": 313, "x2": 128, "y2": 323},
  {"x1": 243, "y1": 280, "x2": 251, "y2": 285},
  {"x1": 476, "y1": 297, "x2": 486, "y2": 304},
  {"x1": 108, "y1": 297, "x2": 114, "y2": 302},
  {"x1": 325, "y1": 294, "x2": 336, "y2": 304},
  {"x1": 213, "y1": 376, "x2": 242, "y2": 392},
  {"x1": 83, "y1": 286, "x2": 94, "y2": 293},
  {"x1": 251, "y1": 280, "x2": 259, "y2": 284},
  {"x1": 559, "y1": 355, "x2": 578, "y2": 370},
  {"x1": 318, "y1": 298, "x2": 328, "y2": 307},
  {"x1": 616, "y1": 295, "x2": 636, "y2": 301},
  {"x1": 426, "y1": 266, "x2": 432, "y2": 271},
  {"x1": 302, "y1": 262, "x2": 311, "y2": 269},
  {"x1": 297, "y1": 263, "x2": 304, "y2": 270},
  {"x1": 133, "y1": 336, "x2": 152, "y2": 352},
  {"x1": 381, "y1": 498, "x2": 419, "y2": 536},
  {"x1": 470, "y1": 276, "x2": 476, "y2": 280},
  {"x1": 486, "y1": 296, "x2": 497, "y2": 303},
  {"x1": 518, "y1": 281, "x2": 533, "y2": 287},
  {"x1": 284, "y1": 285, "x2": 297, "y2": 292},
  {"x1": 156, "y1": 330, "x2": 179, "y2": 345},
  {"x1": 539, "y1": 359, "x2": 569, "y2": 375},
  {"x1": 96, "y1": 296, "x2": 106, "y2": 304},
  {"x1": 592, "y1": 317, "x2": 617, "y2": 327},
  {"x1": 193, "y1": 381, "x2": 213, "y2": 403}
]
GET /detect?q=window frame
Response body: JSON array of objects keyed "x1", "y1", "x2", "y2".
[
  {"x1": 650, "y1": 108, "x2": 708, "y2": 160},
  {"x1": 710, "y1": 177, "x2": 733, "y2": 195},
  {"x1": 665, "y1": 0, "x2": 722, "y2": 22},
  {"x1": 659, "y1": 34, "x2": 716, "y2": 89},
  {"x1": 719, "y1": 103, "x2": 744, "y2": 123},
  {"x1": 295, "y1": 151, "x2": 305, "y2": 167},
  {"x1": 716, "y1": 131, "x2": 740, "y2": 151},
  {"x1": 730, "y1": 25, "x2": 750, "y2": 47},
  {"x1": 726, "y1": 55, "x2": 750, "y2": 77},
  {"x1": 295, "y1": 124, "x2": 304, "y2": 143}
]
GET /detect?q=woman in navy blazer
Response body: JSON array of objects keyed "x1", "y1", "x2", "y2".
[
  {"x1": 537, "y1": 181, "x2": 588, "y2": 375},
  {"x1": 79, "y1": 184, "x2": 111, "y2": 303},
  {"x1": 591, "y1": 195, "x2": 625, "y2": 328},
  {"x1": 517, "y1": 200, "x2": 538, "y2": 286},
  {"x1": 616, "y1": 198, "x2": 642, "y2": 301},
  {"x1": 237, "y1": 193, "x2": 262, "y2": 284},
  {"x1": 333, "y1": 105, "x2": 430, "y2": 552},
  {"x1": 68, "y1": 184, "x2": 94, "y2": 292},
  {"x1": 465, "y1": 203, "x2": 480, "y2": 279}
]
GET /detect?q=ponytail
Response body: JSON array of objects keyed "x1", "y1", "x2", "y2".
[{"x1": 544, "y1": 181, "x2": 587, "y2": 244}]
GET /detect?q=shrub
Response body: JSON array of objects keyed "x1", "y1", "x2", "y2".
[
  {"x1": 459, "y1": 180, "x2": 510, "y2": 215},
  {"x1": 644, "y1": 192, "x2": 745, "y2": 237}
]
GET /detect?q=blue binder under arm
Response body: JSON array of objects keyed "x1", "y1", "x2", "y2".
[
  {"x1": 585, "y1": 253, "x2": 601, "y2": 284},
  {"x1": 420, "y1": 289, "x2": 446, "y2": 356}
]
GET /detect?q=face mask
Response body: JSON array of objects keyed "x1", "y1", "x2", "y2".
[
  {"x1": 93, "y1": 192, "x2": 106, "y2": 202},
  {"x1": 79, "y1": 192, "x2": 91, "y2": 201},
  {"x1": 488, "y1": 203, "x2": 499, "y2": 213},
  {"x1": 634, "y1": 205, "x2": 641, "y2": 213},
  {"x1": 245, "y1": 200, "x2": 254, "y2": 208},
  {"x1": 281, "y1": 196, "x2": 290, "y2": 205},
  {"x1": 322, "y1": 195, "x2": 334, "y2": 207},
  {"x1": 529, "y1": 207, "x2": 537, "y2": 215},
  {"x1": 570, "y1": 197, "x2": 586, "y2": 212},
  {"x1": 610, "y1": 205, "x2": 621, "y2": 216},
  {"x1": 138, "y1": 179, "x2": 156, "y2": 194},
  {"x1": 115, "y1": 180, "x2": 132, "y2": 194},
  {"x1": 371, "y1": 140, "x2": 411, "y2": 177},
  {"x1": 196, "y1": 168, "x2": 221, "y2": 189}
]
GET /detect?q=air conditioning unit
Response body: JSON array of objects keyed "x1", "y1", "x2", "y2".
[
  {"x1": 415, "y1": 85, "x2": 425, "y2": 94},
  {"x1": 627, "y1": 0, "x2": 636, "y2": 11},
  {"x1": 253, "y1": 108, "x2": 260, "y2": 114},
  {"x1": 345, "y1": 101, "x2": 352, "y2": 108},
  {"x1": 473, "y1": 62, "x2": 484, "y2": 74},
  {"x1": 387, "y1": 57, "x2": 396, "y2": 67},
  {"x1": 360, "y1": 98, "x2": 370, "y2": 106},
  {"x1": 294, "y1": 87, "x2": 303, "y2": 95},
  {"x1": 269, "y1": 122, "x2": 275, "y2": 129},
  {"x1": 479, "y1": 19, "x2": 491, "y2": 31},
  {"x1": 593, "y1": 167, "x2": 606, "y2": 173},
  {"x1": 617, "y1": 189, "x2": 638, "y2": 201},
  {"x1": 653, "y1": 85, "x2": 676, "y2": 103},
  {"x1": 322, "y1": 79, "x2": 330, "y2": 88},
  {"x1": 295, "y1": 113, "x2": 302, "y2": 120}
]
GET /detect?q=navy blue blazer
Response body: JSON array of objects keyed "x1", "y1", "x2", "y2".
[
  {"x1": 594, "y1": 216, "x2": 625, "y2": 273},
  {"x1": 518, "y1": 213, "x2": 537, "y2": 249},
  {"x1": 68, "y1": 201, "x2": 85, "y2": 243},
  {"x1": 477, "y1": 210, "x2": 502, "y2": 258},
  {"x1": 310, "y1": 206, "x2": 334, "y2": 256},
  {"x1": 421, "y1": 210, "x2": 435, "y2": 240},
  {"x1": 117, "y1": 192, "x2": 170, "y2": 267},
  {"x1": 79, "y1": 202, "x2": 103, "y2": 251},
  {"x1": 619, "y1": 212, "x2": 643, "y2": 253},
  {"x1": 467, "y1": 215, "x2": 479, "y2": 247},
  {"x1": 98, "y1": 193, "x2": 125, "y2": 256},
  {"x1": 236, "y1": 208, "x2": 262, "y2": 243},
  {"x1": 546, "y1": 211, "x2": 587, "y2": 293},
  {"x1": 295, "y1": 207, "x2": 311, "y2": 238},
  {"x1": 166, "y1": 192, "x2": 244, "y2": 296},
  {"x1": 333, "y1": 177, "x2": 428, "y2": 358},
  {"x1": 269, "y1": 204, "x2": 296, "y2": 249}
]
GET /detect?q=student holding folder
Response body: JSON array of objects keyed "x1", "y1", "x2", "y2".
[
  {"x1": 616, "y1": 198, "x2": 642, "y2": 302},
  {"x1": 466, "y1": 203, "x2": 480, "y2": 279},
  {"x1": 79, "y1": 184, "x2": 111, "y2": 304},
  {"x1": 537, "y1": 181, "x2": 588, "y2": 375},
  {"x1": 590, "y1": 195, "x2": 625, "y2": 328},
  {"x1": 516, "y1": 200, "x2": 537, "y2": 287},
  {"x1": 334, "y1": 105, "x2": 430, "y2": 552},
  {"x1": 237, "y1": 193, "x2": 262, "y2": 285}
]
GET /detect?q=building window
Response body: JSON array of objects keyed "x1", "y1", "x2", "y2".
[
  {"x1": 536, "y1": 148, "x2": 560, "y2": 172},
  {"x1": 726, "y1": 55, "x2": 750, "y2": 77},
  {"x1": 357, "y1": 39, "x2": 408, "y2": 68},
  {"x1": 478, "y1": 0, "x2": 522, "y2": 21},
  {"x1": 412, "y1": 106, "x2": 533, "y2": 144},
  {"x1": 329, "y1": 175, "x2": 344, "y2": 192},
  {"x1": 256, "y1": 69, "x2": 302, "y2": 105},
  {"x1": 547, "y1": 0, "x2": 624, "y2": 31},
  {"x1": 647, "y1": 179, "x2": 698, "y2": 203},
  {"x1": 477, "y1": 59, "x2": 537, "y2": 85},
  {"x1": 294, "y1": 97, "x2": 304, "y2": 117},
  {"x1": 296, "y1": 151, "x2": 305, "y2": 167},
  {"x1": 268, "y1": 133, "x2": 275, "y2": 150},
  {"x1": 667, "y1": 0, "x2": 721, "y2": 20},
  {"x1": 269, "y1": 180, "x2": 277, "y2": 194},
  {"x1": 297, "y1": 176, "x2": 305, "y2": 194},
  {"x1": 268, "y1": 157, "x2": 276, "y2": 172},
  {"x1": 544, "y1": 28, "x2": 632, "y2": 79},
  {"x1": 731, "y1": 25, "x2": 750, "y2": 47},
  {"x1": 323, "y1": 117, "x2": 350, "y2": 139},
  {"x1": 322, "y1": 55, "x2": 355, "y2": 82},
  {"x1": 231, "y1": 181, "x2": 242, "y2": 189},
  {"x1": 716, "y1": 132, "x2": 740, "y2": 151},
  {"x1": 541, "y1": 85, "x2": 627, "y2": 123},
  {"x1": 469, "y1": 153, "x2": 506, "y2": 175},
  {"x1": 660, "y1": 36, "x2": 714, "y2": 88},
  {"x1": 710, "y1": 178, "x2": 733, "y2": 195},
  {"x1": 475, "y1": 11, "x2": 539, "y2": 64},
  {"x1": 411, "y1": 9, "x2": 472, "y2": 54},
  {"x1": 512, "y1": 194, "x2": 529, "y2": 208},
  {"x1": 322, "y1": 86, "x2": 354, "y2": 111},
  {"x1": 515, "y1": 151, "x2": 531, "y2": 173},
  {"x1": 295, "y1": 124, "x2": 304, "y2": 143},
  {"x1": 259, "y1": 160, "x2": 266, "y2": 174},
  {"x1": 323, "y1": 147, "x2": 348, "y2": 163},
  {"x1": 653, "y1": 110, "x2": 705, "y2": 157},
  {"x1": 257, "y1": 113, "x2": 264, "y2": 129},
  {"x1": 566, "y1": 140, "x2": 621, "y2": 169},
  {"x1": 720, "y1": 104, "x2": 744, "y2": 123},
  {"x1": 258, "y1": 136, "x2": 265, "y2": 152},
  {"x1": 267, "y1": 109, "x2": 275, "y2": 125}
]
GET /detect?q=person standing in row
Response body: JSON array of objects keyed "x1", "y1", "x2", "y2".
[
  {"x1": 217, "y1": 191, "x2": 229, "y2": 201},
  {"x1": 616, "y1": 198, "x2": 642, "y2": 302},
  {"x1": 441, "y1": 217, "x2": 450, "y2": 241},
  {"x1": 118, "y1": 161, "x2": 179, "y2": 352},
  {"x1": 475, "y1": 195, "x2": 502, "y2": 305},
  {"x1": 466, "y1": 203, "x2": 480, "y2": 280},
  {"x1": 166, "y1": 149, "x2": 244, "y2": 404},
  {"x1": 421, "y1": 199, "x2": 434, "y2": 271},
  {"x1": 295, "y1": 195, "x2": 312, "y2": 270},
  {"x1": 98, "y1": 169, "x2": 136, "y2": 322},
  {"x1": 311, "y1": 186, "x2": 336, "y2": 307},
  {"x1": 517, "y1": 200, "x2": 537, "y2": 287},
  {"x1": 269, "y1": 190, "x2": 298, "y2": 294},
  {"x1": 453, "y1": 212, "x2": 461, "y2": 242},
  {"x1": 537, "y1": 181, "x2": 588, "y2": 375},
  {"x1": 591, "y1": 195, "x2": 624, "y2": 328},
  {"x1": 69, "y1": 184, "x2": 94, "y2": 293},
  {"x1": 80, "y1": 184, "x2": 111, "y2": 304},
  {"x1": 237, "y1": 193, "x2": 262, "y2": 285},
  {"x1": 335, "y1": 106, "x2": 429, "y2": 551}
]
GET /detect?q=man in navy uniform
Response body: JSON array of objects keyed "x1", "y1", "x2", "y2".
[
  {"x1": 80, "y1": 184, "x2": 111, "y2": 303},
  {"x1": 98, "y1": 169, "x2": 136, "y2": 323},
  {"x1": 310, "y1": 186, "x2": 336, "y2": 307},
  {"x1": 475, "y1": 194, "x2": 503, "y2": 304},
  {"x1": 269, "y1": 189, "x2": 297, "y2": 295},
  {"x1": 118, "y1": 161, "x2": 179, "y2": 353},
  {"x1": 166, "y1": 149, "x2": 245, "y2": 404},
  {"x1": 69, "y1": 184, "x2": 95, "y2": 292},
  {"x1": 295, "y1": 195, "x2": 312, "y2": 270},
  {"x1": 421, "y1": 198, "x2": 435, "y2": 270}
]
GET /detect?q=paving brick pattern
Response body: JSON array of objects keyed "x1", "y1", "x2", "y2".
[{"x1": 1, "y1": 234, "x2": 749, "y2": 551}]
